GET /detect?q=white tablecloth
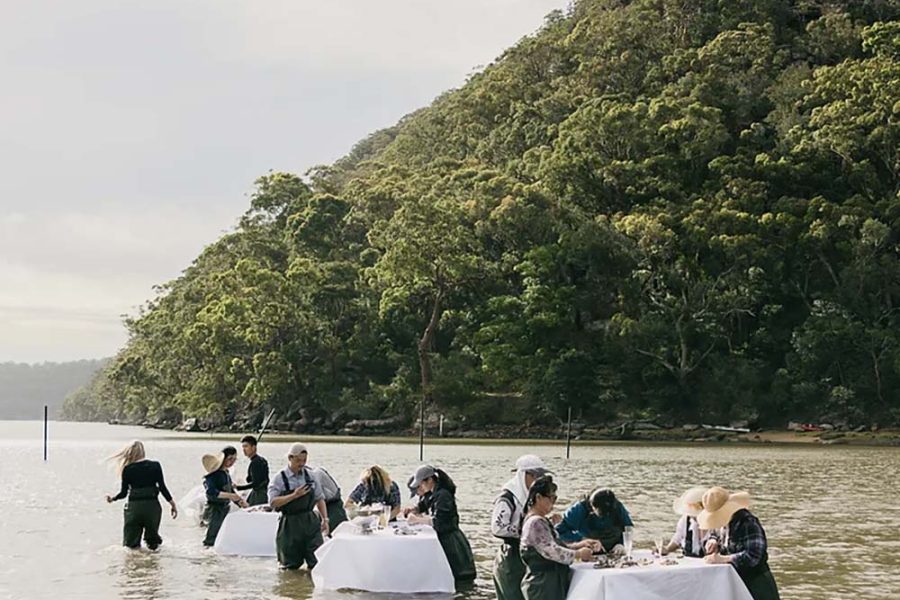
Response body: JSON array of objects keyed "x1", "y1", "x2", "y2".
[
  {"x1": 214, "y1": 510, "x2": 279, "y2": 556},
  {"x1": 312, "y1": 522, "x2": 455, "y2": 594},
  {"x1": 567, "y1": 551, "x2": 753, "y2": 600}
]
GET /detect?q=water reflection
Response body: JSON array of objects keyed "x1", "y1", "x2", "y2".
[
  {"x1": 115, "y1": 549, "x2": 162, "y2": 599},
  {"x1": 2, "y1": 421, "x2": 900, "y2": 599}
]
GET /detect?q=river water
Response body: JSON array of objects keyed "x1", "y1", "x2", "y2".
[{"x1": 1, "y1": 421, "x2": 898, "y2": 599}]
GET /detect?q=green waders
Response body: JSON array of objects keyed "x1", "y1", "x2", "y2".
[
  {"x1": 276, "y1": 474, "x2": 324, "y2": 570},
  {"x1": 325, "y1": 498, "x2": 348, "y2": 534},
  {"x1": 123, "y1": 486, "x2": 163, "y2": 549},
  {"x1": 203, "y1": 479, "x2": 234, "y2": 547},
  {"x1": 247, "y1": 486, "x2": 268, "y2": 507},
  {"x1": 520, "y1": 544, "x2": 572, "y2": 600},
  {"x1": 438, "y1": 528, "x2": 477, "y2": 581},
  {"x1": 494, "y1": 540, "x2": 526, "y2": 600},
  {"x1": 739, "y1": 559, "x2": 781, "y2": 600}
]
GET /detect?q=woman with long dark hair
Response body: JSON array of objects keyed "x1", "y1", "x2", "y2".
[
  {"x1": 520, "y1": 476, "x2": 599, "y2": 599},
  {"x1": 407, "y1": 465, "x2": 476, "y2": 581},
  {"x1": 105, "y1": 440, "x2": 177, "y2": 550}
]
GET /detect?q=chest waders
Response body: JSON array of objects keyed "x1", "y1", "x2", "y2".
[
  {"x1": 494, "y1": 538, "x2": 526, "y2": 600},
  {"x1": 582, "y1": 501, "x2": 624, "y2": 551},
  {"x1": 276, "y1": 471, "x2": 324, "y2": 570},
  {"x1": 247, "y1": 486, "x2": 268, "y2": 507},
  {"x1": 520, "y1": 543, "x2": 572, "y2": 600},
  {"x1": 728, "y1": 540, "x2": 780, "y2": 600},
  {"x1": 325, "y1": 498, "x2": 348, "y2": 534},
  {"x1": 493, "y1": 491, "x2": 526, "y2": 600},
  {"x1": 123, "y1": 486, "x2": 162, "y2": 550},
  {"x1": 203, "y1": 479, "x2": 233, "y2": 547}
]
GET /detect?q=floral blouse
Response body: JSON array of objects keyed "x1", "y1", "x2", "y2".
[{"x1": 521, "y1": 514, "x2": 576, "y2": 565}]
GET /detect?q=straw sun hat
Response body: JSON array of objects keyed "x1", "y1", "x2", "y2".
[
  {"x1": 697, "y1": 487, "x2": 751, "y2": 529},
  {"x1": 672, "y1": 486, "x2": 707, "y2": 517},
  {"x1": 202, "y1": 452, "x2": 225, "y2": 474}
]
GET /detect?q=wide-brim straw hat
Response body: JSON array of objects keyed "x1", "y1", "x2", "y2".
[
  {"x1": 673, "y1": 486, "x2": 708, "y2": 517},
  {"x1": 202, "y1": 452, "x2": 225, "y2": 474},
  {"x1": 697, "y1": 487, "x2": 751, "y2": 529}
]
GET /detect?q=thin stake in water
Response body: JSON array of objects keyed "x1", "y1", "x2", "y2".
[{"x1": 43, "y1": 405, "x2": 48, "y2": 461}]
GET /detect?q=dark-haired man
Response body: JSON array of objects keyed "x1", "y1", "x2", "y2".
[{"x1": 235, "y1": 435, "x2": 269, "y2": 506}]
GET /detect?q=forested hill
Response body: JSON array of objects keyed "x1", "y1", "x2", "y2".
[
  {"x1": 64, "y1": 0, "x2": 900, "y2": 433},
  {"x1": 0, "y1": 360, "x2": 107, "y2": 419}
]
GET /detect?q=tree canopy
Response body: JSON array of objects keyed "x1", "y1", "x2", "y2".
[{"x1": 64, "y1": 0, "x2": 900, "y2": 431}]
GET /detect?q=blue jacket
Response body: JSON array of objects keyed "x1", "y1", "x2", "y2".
[{"x1": 556, "y1": 498, "x2": 633, "y2": 544}]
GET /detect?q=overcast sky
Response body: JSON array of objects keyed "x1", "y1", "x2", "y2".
[{"x1": 0, "y1": 0, "x2": 569, "y2": 364}]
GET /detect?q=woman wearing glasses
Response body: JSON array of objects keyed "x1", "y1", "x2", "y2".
[{"x1": 519, "y1": 477, "x2": 600, "y2": 600}]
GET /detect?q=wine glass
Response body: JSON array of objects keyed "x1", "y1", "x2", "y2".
[{"x1": 623, "y1": 526, "x2": 634, "y2": 559}]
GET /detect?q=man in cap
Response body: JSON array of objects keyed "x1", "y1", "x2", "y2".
[
  {"x1": 201, "y1": 448, "x2": 248, "y2": 547},
  {"x1": 267, "y1": 442, "x2": 329, "y2": 570},
  {"x1": 491, "y1": 455, "x2": 552, "y2": 600}
]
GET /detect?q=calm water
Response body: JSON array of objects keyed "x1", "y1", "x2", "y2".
[{"x1": 1, "y1": 421, "x2": 898, "y2": 600}]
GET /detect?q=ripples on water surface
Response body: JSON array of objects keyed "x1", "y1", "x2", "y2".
[{"x1": 1, "y1": 421, "x2": 898, "y2": 599}]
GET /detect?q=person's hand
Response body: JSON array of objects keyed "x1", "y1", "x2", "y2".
[
  {"x1": 238, "y1": 498, "x2": 249, "y2": 508},
  {"x1": 609, "y1": 544, "x2": 625, "y2": 556},
  {"x1": 294, "y1": 484, "x2": 312, "y2": 498},
  {"x1": 105, "y1": 495, "x2": 113, "y2": 504},
  {"x1": 704, "y1": 551, "x2": 729, "y2": 565},
  {"x1": 549, "y1": 513, "x2": 562, "y2": 525},
  {"x1": 320, "y1": 518, "x2": 330, "y2": 534},
  {"x1": 575, "y1": 547, "x2": 593, "y2": 561},
  {"x1": 705, "y1": 539, "x2": 718, "y2": 555},
  {"x1": 170, "y1": 502, "x2": 178, "y2": 519},
  {"x1": 587, "y1": 539, "x2": 603, "y2": 553},
  {"x1": 402, "y1": 506, "x2": 416, "y2": 518},
  {"x1": 659, "y1": 544, "x2": 669, "y2": 556}
]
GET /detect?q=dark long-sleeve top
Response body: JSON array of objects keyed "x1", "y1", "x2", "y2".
[
  {"x1": 234, "y1": 454, "x2": 269, "y2": 491},
  {"x1": 204, "y1": 469, "x2": 234, "y2": 504},
  {"x1": 718, "y1": 509, "x2": 769, "y2": 572},
  {"x1": 556, "y1": 498, "x2": 633, "y2": 543},
  {"x1": 423, "y1": 487, "x2": 460, "y2": 535},
  {"x1": 110, "y1": 460, "x2": 172, "y2": 502}
]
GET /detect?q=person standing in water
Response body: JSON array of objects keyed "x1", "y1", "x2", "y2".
[
  {"x1": 520, "y1": 476, "x2": 599, "y2": 600},
  {"x1": 701, "y1": 487, "x2": 781, "y2": 600},
  {"x1": 307, "y1": 461, "x2": 348, "y2": 533},
  {"x1": 407, "y1": 465, "x2": 477, "y2": 582},
  {"x1": 202, "y1": 446, "x2": 248, "y2": 547},
  {"x1": 234, "y1": 435, "x2": 269, "y2": 506},
  {"x1": 491, "y1": 455, "x2": 552, "y2": 600},
  {"x1": 268, "y1": 442, "x2": 329, "y2": 570},
  {"x1": 105, "y1": 440, "x2": 177, "y2": 550}
]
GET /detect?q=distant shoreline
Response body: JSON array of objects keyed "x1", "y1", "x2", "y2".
[{"x1": 139, "y1": 427, "x2": 900, "y2": 447}]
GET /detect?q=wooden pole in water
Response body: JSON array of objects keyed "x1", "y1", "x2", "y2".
[
  {"x1": 43, "y1": 405, "x2": 48, "y2": 461},
  {"x1": 419, "y1": 396, "x2": 425, "y2": 461},
  {"x1": 565, "y1": 405, "x2": 572, "y2": 460}
]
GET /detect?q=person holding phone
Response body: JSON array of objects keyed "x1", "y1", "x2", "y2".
[{"x1": 268, "y1": 442, "x2": 329, "y2": 570}]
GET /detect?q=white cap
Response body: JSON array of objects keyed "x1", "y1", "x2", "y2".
[
  {"x1": 287, "y1": 442, "x2": 308, "y2": 457},
  {"x1": 513, "y1": 454, "x2": 552, "y2": 475}
]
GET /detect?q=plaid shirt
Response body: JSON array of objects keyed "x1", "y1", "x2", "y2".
[
  {"x1": 718, "y1": 509, "x2": 768, "y2": 572},
  {"x1": 348, "y1": 480, "x2": 402, "y2": 509}
]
